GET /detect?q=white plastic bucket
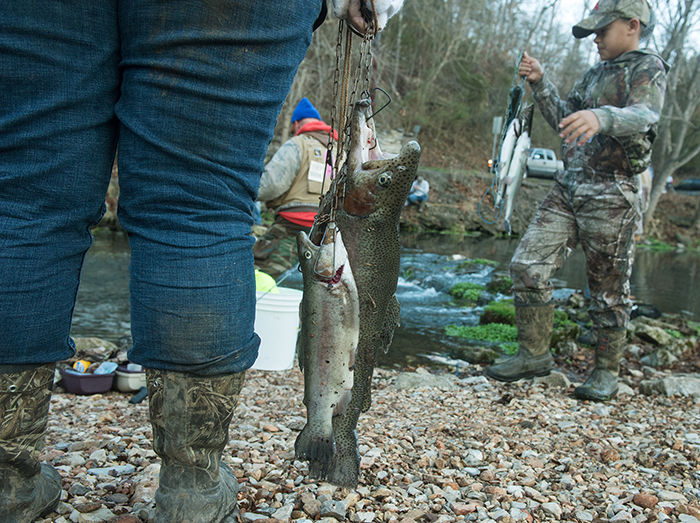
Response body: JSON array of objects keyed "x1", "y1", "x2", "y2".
[{"x1": 252, "y1": 287, "x2": 303, "y2": 371}]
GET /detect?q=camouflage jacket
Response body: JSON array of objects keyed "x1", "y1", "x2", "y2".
[{"x1": 531, "y1": 50, "x2": 668, "y2": 176}]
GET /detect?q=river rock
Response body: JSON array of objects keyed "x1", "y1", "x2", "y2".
[
  {"x1": 88, "y1": 464, "x2": 136, "y2": 476},
  {"x1": 639, "y1": 374, "x2": 700, "y2": 397},
  {"x1": 533, "y1": 370, "x2": 571, "y2": 388},
  {"x1": 76, "y1": 506, "x2": 116, "y2": 522},
  {"x1": 241, "y1": 513, "x2": 269, "y2": 522},
  {"x1": 450, "y1": 345, "x2": 499, "y2": 364},
  {"x1": 272, "y1": 503, "x2": 294, "y2": 520},
  {"x1": 633, "y1": 492, "x2": 658, "y2": 508},
  {"x1": 394, "y1": 367, "x2": 458, "y2": 390},
  {"x1": 640, "y1": 348, "x2": 678, "y2": 368},
  {"x1": 130, "y1": 463, "x2": 159, "y2": 504},
  {"x1": 319, "y1": 499, "x2": 348, "y2": 520},
  {"x1": 39, "y1": 357, "x2": 700, "y2": 523},
  {"x1": 618, "y1": 382, "x2": 635, "y2": 396},
  {"x1": 541, "y1": 502, "x2": 562, "y2": 518},
  {"x1": 302, "y1": 497, "x2": 321, "y2": 517},
  {"x1": 633, "y1": 323, "x2": 674, "y2": 346}
]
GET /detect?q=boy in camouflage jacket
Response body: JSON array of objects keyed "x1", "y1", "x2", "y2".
[{"x1": 486, "y1": 0, "x2": 668, "y2": 401}]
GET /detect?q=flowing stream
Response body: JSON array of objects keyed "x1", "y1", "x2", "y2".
[{"x1": 72, "y1": 231, "x2": 700, "y2": 367}]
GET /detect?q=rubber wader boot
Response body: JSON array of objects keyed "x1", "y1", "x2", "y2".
[
  {"x1": 0, "y1": 363, "x2": 62, "y2": 521},
  {"x1": 574, "y1": 328, "x2": 626, "y2": 401},
  {"x1": 485, "y1": 303, "x2": 554, "y2": 382},
  {"x1": 147, "y1": 369, "x2": 245, "y2": 523}
]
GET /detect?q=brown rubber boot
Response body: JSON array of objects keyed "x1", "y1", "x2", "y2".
[
  {"x1": 147, "y1": 369, "x2": 245, "y2": 523},
  {"x1": 0, "y1": 364, "x2": 62, "y2": 521},
  {"x1": 485, "y1": 303, "x2": 554, "y2": 382},
  {"x1": 574, "y1": 328, "x2": 626, "y2": 401}
]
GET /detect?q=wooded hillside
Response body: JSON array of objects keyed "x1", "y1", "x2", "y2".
[{"x1": 272, "y1": 0, "x2": 700, "y2": 226}]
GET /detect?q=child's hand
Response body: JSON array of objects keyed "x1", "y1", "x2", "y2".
[
  {"x1": 519, "y1": 52, "x2": 544, "y2": 84},
  {"x1": 559, "y1": 110, "x2": 600, "y2": 146}
]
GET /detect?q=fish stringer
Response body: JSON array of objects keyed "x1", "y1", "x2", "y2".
[
  {"x1": 316, "y1": 13, "x2": 375, "y2": 232},
  {"x1": 478, "y1": 51, "x2": 529, "y2": 225},
  {"x1": 309, "y1": 11, "x2": 376, "y2": 281}
]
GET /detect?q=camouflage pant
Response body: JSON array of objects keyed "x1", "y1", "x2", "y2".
[
  {"x1": 510, "y1": 170, "x2": 641, "y2": 329},
  {"x1": 253, "y1": 216, "x2": 310, "y2": 279}
]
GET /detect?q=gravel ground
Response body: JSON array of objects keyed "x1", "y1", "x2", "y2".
[{"x1": 37, "y1": 364, "x2": 700, "y2": 523}]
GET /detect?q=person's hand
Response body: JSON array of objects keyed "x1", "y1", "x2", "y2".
[
  {"x1": 335, "y1": 0, "x2": 370, "y2": 34},
  {"x1": 518, "y1": 52, "x2": 544, "y2": 84},
  {"x1": 559, "y1": 110, "x2": 600, "y2": 146},
  {"x1": 333, "y1": 0, "x2": 404, "y2": 35}
]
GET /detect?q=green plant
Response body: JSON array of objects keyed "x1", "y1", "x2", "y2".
[
  {"x1": 486, "y1": 275, "x2": 513, "y2": 294},
  {"x1": 481, "y1": 300, "x2": 515, "y2": 325},
  {"x1": 449, "y1": 282, "x2": 486, "y2": 302},
  {"x1": 402, "y1": 268, "x2": 415, "y2": 281},
  {"x1": 689, "y1": 321, "x2": 700, "y2": 337},
  {"x1": 638, "y1": 238, "x2": 674, "y2": 252},
  {"x1": 457, "y1": 258, "x2": 499, "y2": 270},
  {"x1": 444, "y1": 323, "x2": 518, "y2": 354},
  {"x1": 665, "y1": 328, "x2": 683, "y2": 339},
  {"x1": 553, "y1": 309, "x2": 575, "y2": 329}
]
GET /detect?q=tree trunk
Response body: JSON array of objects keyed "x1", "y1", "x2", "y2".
[{"x1": 644, "y1": 167, "x2": 672, "y2": 232}]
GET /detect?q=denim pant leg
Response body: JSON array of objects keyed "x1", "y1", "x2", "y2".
[
  {"x1": 509, "y1": 183, "x2": 579, "y2": 305},
  {"x1": 117, "y1": 1, "x2": 321, "y2": 375},
  {"x1": 0, "y1": 4, "x2": 119, "y2": 364}
]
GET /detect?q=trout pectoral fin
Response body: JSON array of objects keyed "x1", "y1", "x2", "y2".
[{"x1": 333, "y1": 389, "x2": 353, "y2": 417}]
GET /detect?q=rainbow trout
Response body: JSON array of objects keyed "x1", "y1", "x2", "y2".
[
  {"x1": 502, "y1": 105, "x2": 533, "y2": 235},
  {"x1": 294, "y1": 225, "x2": 360, "y2": 478},
  {"x1": 311, "y1": 99, "x2": 421, "y2": 487}
]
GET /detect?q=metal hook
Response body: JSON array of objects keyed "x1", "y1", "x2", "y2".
[
  {"x1": 366, "y1": 87, "x2": 391, "y2": 120},
  {"x1": 313, "y1": 222, "x2": 338, "y2": 279}
]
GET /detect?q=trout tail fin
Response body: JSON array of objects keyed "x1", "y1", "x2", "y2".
[{"x1": 294, "y1": 424, "x2": 336, "y2": 479}]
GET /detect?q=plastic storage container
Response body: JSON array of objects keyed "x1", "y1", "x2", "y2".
[
  {"x1": 115, "y1": 366, "x2": 147, "y2": 392},
  {"x1": 253, "y1": 287, "x2": 303, "y2": 371},
  {"x1": 60, "y1": 368, "x2": 115, "y2": 395}
]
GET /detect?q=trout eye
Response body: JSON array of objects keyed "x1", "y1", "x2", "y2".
[
  {"x1": 377, "y1": 172, "x2": 392, "y2": 187},
  {"x1": 303, "y1": 250, "x2": 312, "y2": 260}
]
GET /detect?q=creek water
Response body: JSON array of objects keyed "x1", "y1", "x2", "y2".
[{"x1": 72, "y1": 231, "x2": 700, "y2": 367}]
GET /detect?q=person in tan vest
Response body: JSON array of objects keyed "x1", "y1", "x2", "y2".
[{"x1": 254, "y1": 97, "x2": 336, "y2": 279}]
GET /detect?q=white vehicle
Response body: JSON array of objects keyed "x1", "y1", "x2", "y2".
[{"x1": 526, "y1": 148, "x2": 564, "y2": 178}]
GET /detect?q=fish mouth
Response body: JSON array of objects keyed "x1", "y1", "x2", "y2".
[{"x1": 316, "y1": 264, "x2": 344, "y2": 285}]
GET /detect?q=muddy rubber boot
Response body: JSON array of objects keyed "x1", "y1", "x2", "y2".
[
  {"x1": 0, "y1": 364, "x2": 62, "y2": 521},
  {"x1": 147, "y1": 369, "x2": 245, "y2": 523},
  {"x1": 574, "y1": 328, "x2": 626, "y2": 401},
  {"x1": 485, "y1": 303, "x2": 554, "y2": 382}
]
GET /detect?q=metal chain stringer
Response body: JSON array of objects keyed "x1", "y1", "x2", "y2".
[
  {"x1": 311, "y1": 14, "x2": 375, "y2": 277},
  {"x1": 318, "y1": 15, "x2": 375, "y2": 229}
]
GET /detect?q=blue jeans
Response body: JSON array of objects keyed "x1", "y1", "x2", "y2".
[
  {"x1": 0, "y1": 1, "x2": 320, "y2": 375},
  {"x1": 407, "y1": 192, "x2": 428, "y2": 205}
]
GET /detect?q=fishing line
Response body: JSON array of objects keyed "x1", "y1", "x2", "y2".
[{"x1": 255, "y1": 265, "x2": 298, "y2": 304}]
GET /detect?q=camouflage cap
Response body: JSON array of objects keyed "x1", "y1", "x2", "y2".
[{"x1": 572, "y1": 0, "x2": 651, "y2": 38}]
